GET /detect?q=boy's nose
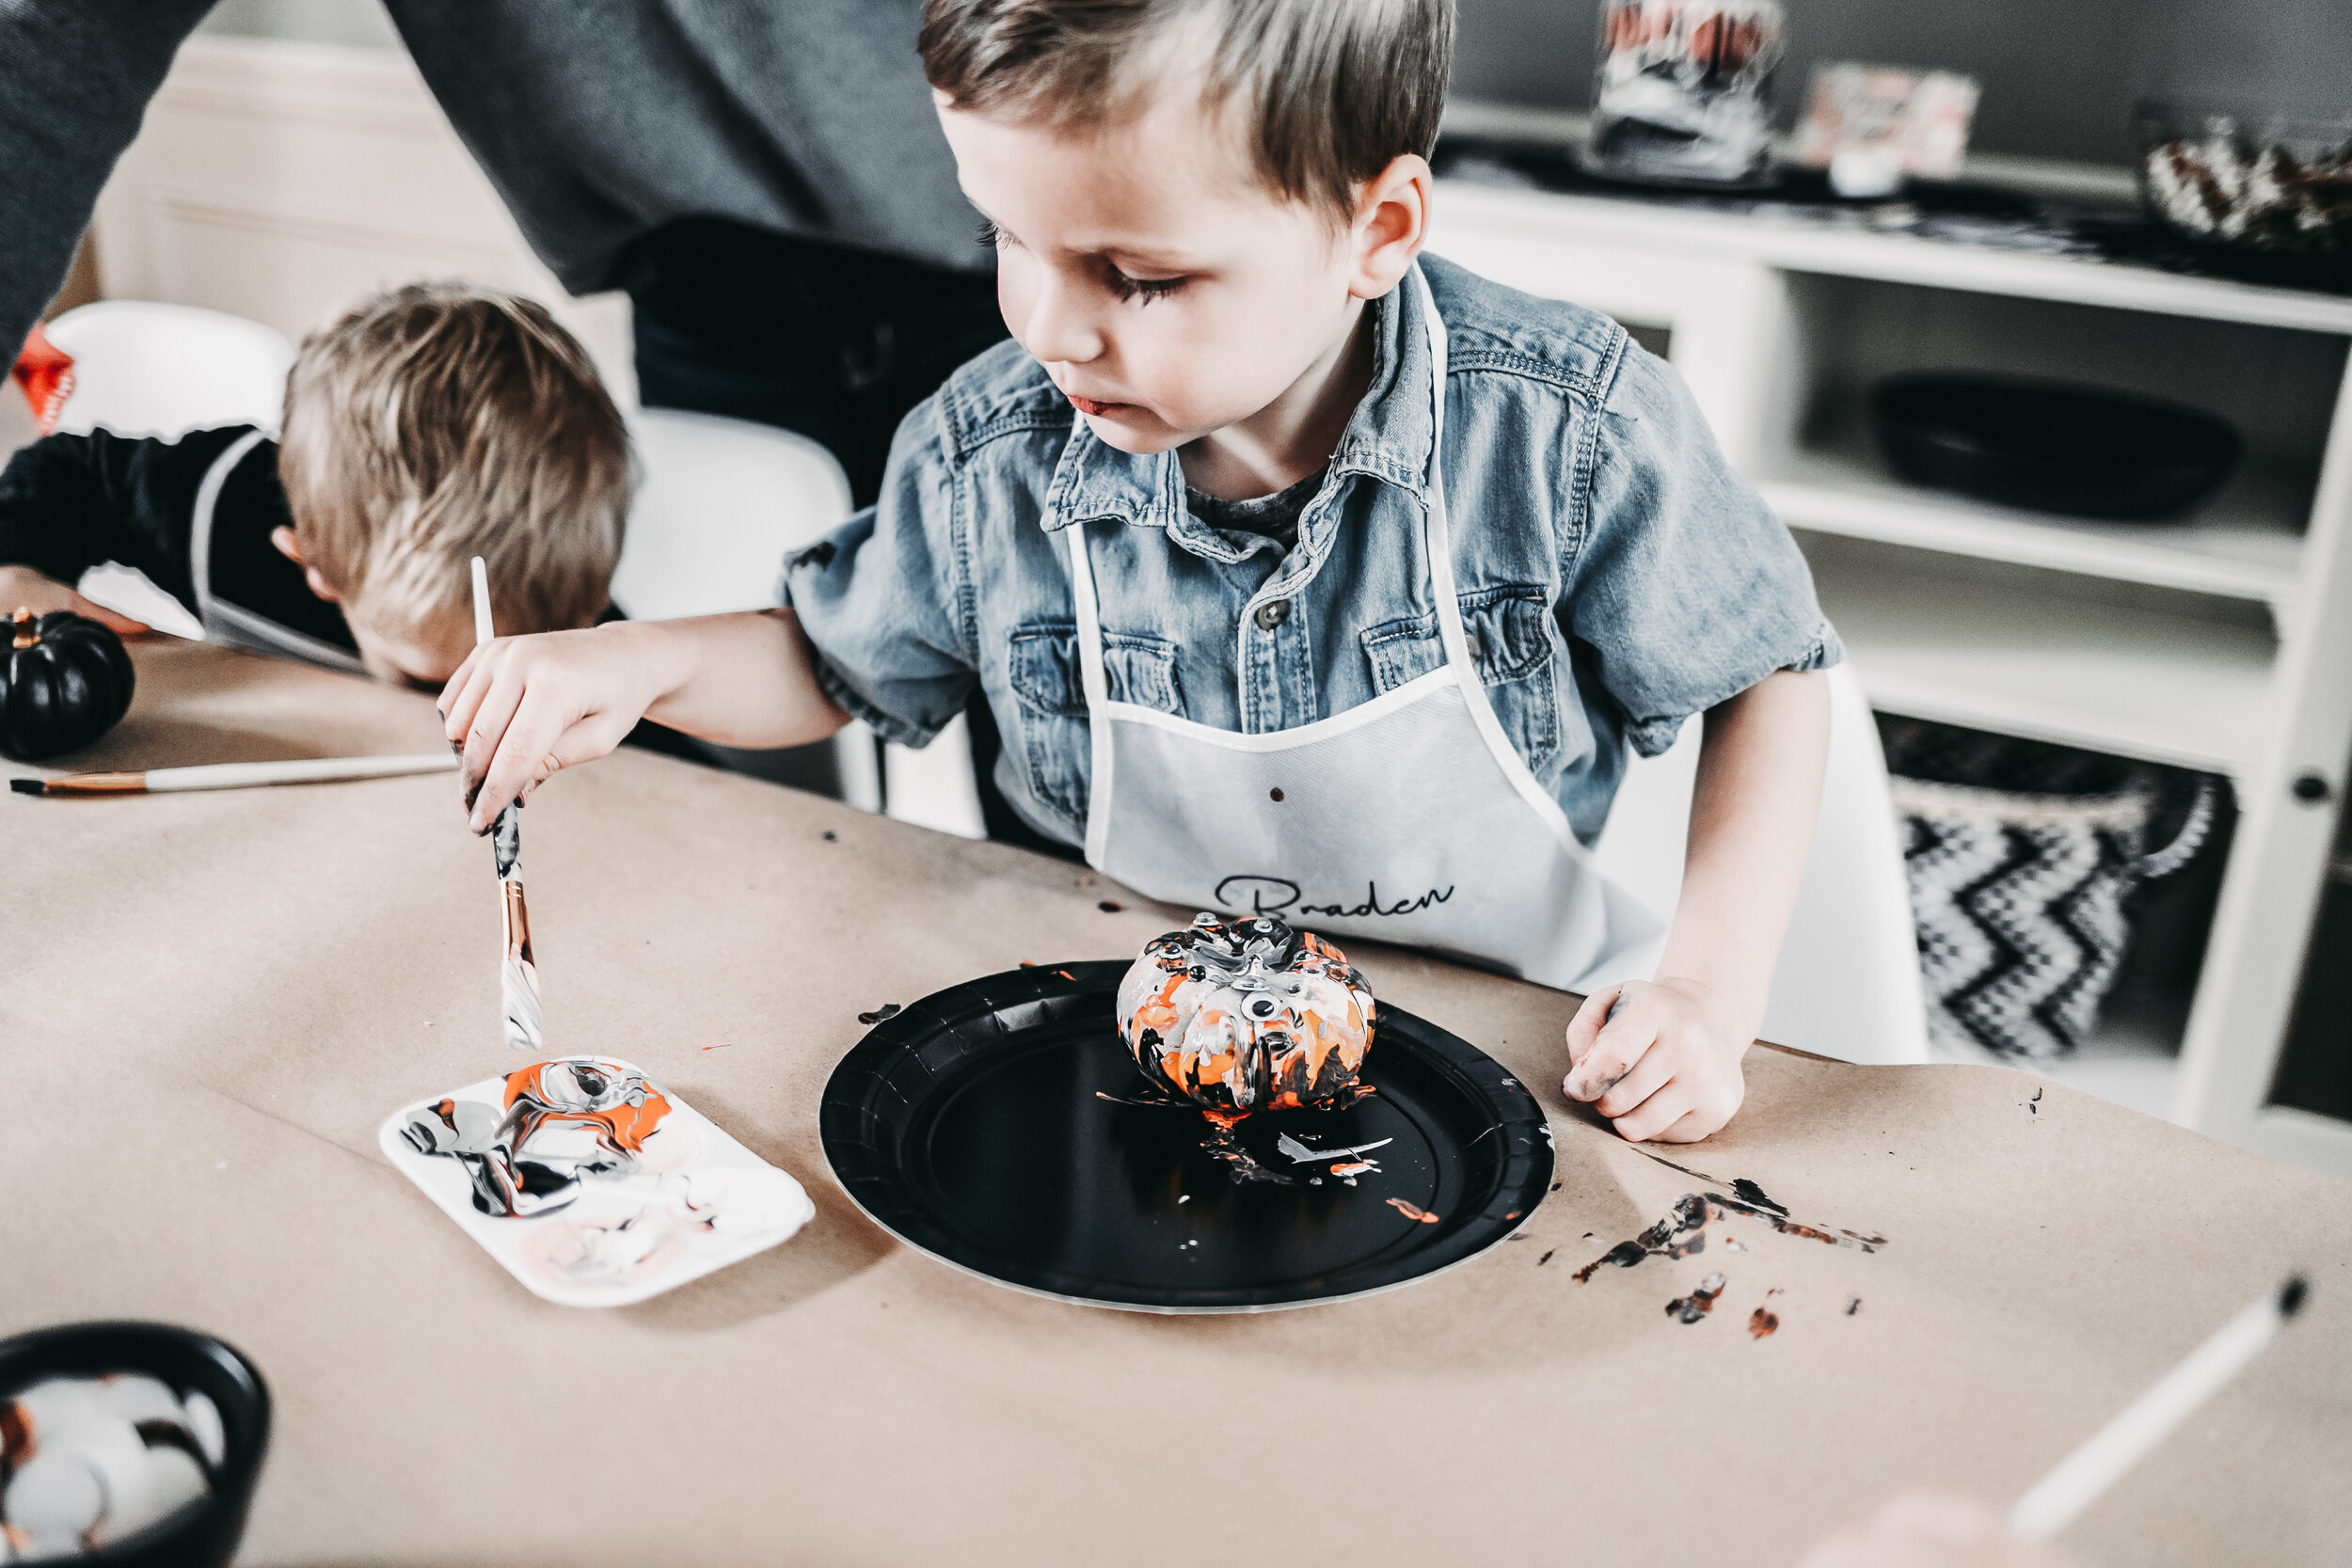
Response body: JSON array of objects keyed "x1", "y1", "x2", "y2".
[{"x1": 1020, "y1": 276, "x2": 1105, "y2": 367}]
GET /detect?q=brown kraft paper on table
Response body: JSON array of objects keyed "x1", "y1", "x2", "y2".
[{"x1": 5, "y1": 641, "x2": 2348, "y2": 1567}]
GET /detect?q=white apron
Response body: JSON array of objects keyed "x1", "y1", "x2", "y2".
[
  {"x1": 1063, "y1": 266, "x2": 1665, "y2": 993},
  {"x1": 190, "y1": 429, "x2": 368, "y2": 673}
]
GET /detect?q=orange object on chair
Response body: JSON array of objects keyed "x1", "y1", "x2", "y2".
[{"x1": 10, "y1": 324, "x2": 75, "y2": 435}]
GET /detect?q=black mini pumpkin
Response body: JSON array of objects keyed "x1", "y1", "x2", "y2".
[{"x1": 2, "y1": 609, "x2": 136, "y2": 761}]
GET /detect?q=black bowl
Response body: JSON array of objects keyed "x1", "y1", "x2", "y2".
[
  {"x1": 0, "y1": 1323, "x2": 269, "y2": 1568},
  {"x1": 1869, "y1": 373, "x2": 2241, "y2": 520}
]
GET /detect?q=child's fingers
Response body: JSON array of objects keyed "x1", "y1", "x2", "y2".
[
  {"x1": 470, "y1": 683, "x2": 575, "y2": 831},
  {"x1": 532, "y1": 707, "x2": 637, "y2": 785},
  {"x1": 1592, "y1": 1045, "x2": 1675, "y2": 1120},
  {"x1": 1610, "y1": 1078, "x2": 1701, "y2": 1143},
  {"x1": 1564, "y1": 996, "x2": 1654, "y2": 1102},
  {"x1": 1633, "y1": 1105, "x2": 1718, "y2": 1145},
  {"x1": 1562, "y1": 983, "x2": 1625, "y2": 1072},
  {"x1": 437, "y1": 645, "x2": 493, "y2": 732},
  {"x1": 459, "y1": 659, "x2": 532, "y2": 811}
]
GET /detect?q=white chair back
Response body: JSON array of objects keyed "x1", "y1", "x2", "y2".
[
  {"x1": 43, "y1": 301, "x2": 295, "y2": 438},
  {"x1": 1592, "y1": 661, "x2": 1930, "y2": 1066},
  {"x1": 613, "y1": 408, "x2": 854, "y2": 621},
  {"x1": 616, "y1": 407, "x2": 892, "y2": 810}
]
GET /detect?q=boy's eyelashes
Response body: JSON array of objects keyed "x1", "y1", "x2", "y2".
[
  {"x1": 977, "y1": 216, "x2": 1187, "y2": 306},
  {"x1": 1104, "y1": 270, "x2": 1185, "y2": 306}
]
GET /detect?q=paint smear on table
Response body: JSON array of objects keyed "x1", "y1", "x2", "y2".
[
  {"x1": 1666, "y1": 1272, "x2": 1726, "y2": 1323},
  {"x1": 1569, "y1": 1176, "x2": 1884, "y2": 1285},
  {"x1": 1749, "y1": 1307, "x2": 1780, "y2": 1338}
]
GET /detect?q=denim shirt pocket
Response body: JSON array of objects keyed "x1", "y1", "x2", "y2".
[
  {"x1": 1359, "y1": 585, "x2": 1563, "y2": 773},
  {"x1": 1007, "y1": 620, "x2": 1184, "y2": 826}
]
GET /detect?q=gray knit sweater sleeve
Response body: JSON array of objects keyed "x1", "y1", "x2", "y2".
[{"x1": 0, "y1": 0, "x2": 214, "y2": 361}]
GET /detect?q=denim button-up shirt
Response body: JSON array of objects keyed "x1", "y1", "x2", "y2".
[{"x1": 785, "y1": 253, "x2": 1838, "y2": 850}]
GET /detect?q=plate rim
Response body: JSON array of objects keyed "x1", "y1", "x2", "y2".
[{"x1": 820, "y1": 961, "x2": 1556, "y2": 1314}]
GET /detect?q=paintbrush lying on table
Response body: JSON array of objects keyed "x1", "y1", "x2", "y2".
[
  {"x1": 13, "y1": 752, "x2": 457, "y2": 797},
  {"x1": 469, "y1": 555, "x2": 541, "y2": 1053},
  {"x1": 2010, "y1": 1274, "x2": 2309, "y2": 1541}
]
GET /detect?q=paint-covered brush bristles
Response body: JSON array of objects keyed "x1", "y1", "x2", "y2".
[
  {"x1": 471, "y1": 553, "x2": 541, "y2": 1053},
  {"x1": 501, "y1": 879, "x2": 543, "y2": 1053}
]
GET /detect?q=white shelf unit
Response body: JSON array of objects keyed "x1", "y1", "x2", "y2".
[
  {"x1": 1802, "y1": 536, "x2": 2275, "y2": 778},
  {"x1": 1433, "y1": 178, "x2": 2352, "y2": 1178}
]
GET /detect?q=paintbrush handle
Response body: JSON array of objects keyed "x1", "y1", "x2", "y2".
[
  {"x1": 35, "y1": 753, "x2": 458, "y2": 796},
  {"x1": 2010, "y1": 1281, "x2": 2301, "y2": 1540}
]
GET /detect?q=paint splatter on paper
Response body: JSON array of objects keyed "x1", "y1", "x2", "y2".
[
  {"x1": 1569, "y1": 1180, "x2": 1884, "y2": 1285},
  {"x1": 1748, "y1": 1307, "x2": 1779, "y2": 1339},
  {"x1": 1666, "y1": 1272, "x2": 1726, "y2": 1323}
]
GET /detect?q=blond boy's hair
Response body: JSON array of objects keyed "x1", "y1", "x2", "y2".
[
  {"x1": 278, "y1": 282, "x2": 630, "y2": 638},
  {"x1": 918, "y1": 0, "x2": 1455, "y2": 220}
]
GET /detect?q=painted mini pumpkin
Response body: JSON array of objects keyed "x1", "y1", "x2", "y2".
[
  {"x1": 1117, "y1": 912, "x2": 1375, "y2": 1114},
  {"x1": 1, "y1": 609, "x2": 135, "y2": 761}
]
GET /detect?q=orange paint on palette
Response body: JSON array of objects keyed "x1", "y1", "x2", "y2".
[
  {"x1": 1329, "y1": 1160, "x2": 1375, "y2": 1178},
  {"x1": 1387, "y1": 1197, "x2": 1440, "y2": 1224},
  {"x1": 502, "y1": 1061, "x2": 672, "y2": 1159}
]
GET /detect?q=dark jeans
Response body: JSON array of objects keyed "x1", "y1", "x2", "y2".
[
  {"x1": 628, "y1": 218, "x2": 1007, "y2": 507},
  {"x1": 627, "y1": 220, "x2": 1071, "y2": 856}
]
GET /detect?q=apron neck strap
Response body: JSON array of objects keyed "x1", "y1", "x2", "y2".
[
  {"x1": 1411, "y1": 265, "x2": 1474, "y2": 671},
  {"x1": 1065, "y1": 522, "x2": 1110, "y2": 710}
]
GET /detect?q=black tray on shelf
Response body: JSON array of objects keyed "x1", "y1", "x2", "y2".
[{"x1": 820, "y1": 961, "x2": 1555, "y2": 1313}]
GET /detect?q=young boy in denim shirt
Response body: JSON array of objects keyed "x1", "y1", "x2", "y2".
[{"x1": 443, "y1": 0, "x2": 1839, "y2": 1145}]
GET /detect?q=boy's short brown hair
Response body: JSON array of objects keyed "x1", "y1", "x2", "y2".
[
  {"x1": 918, "y1": 0, "x2": 1455, "y2": 219},
  {"x1": 278, "y1": 282, "x2": 630, "y2": 638}
]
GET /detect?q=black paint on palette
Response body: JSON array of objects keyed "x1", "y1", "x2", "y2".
[{"x1": 820, "y1": 961, "x2": 1555, "y2": 1312}]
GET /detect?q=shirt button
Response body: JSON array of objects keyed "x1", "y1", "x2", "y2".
[{"x1": 1253, "y1": 599, "x2": 1291, "y2": 631}]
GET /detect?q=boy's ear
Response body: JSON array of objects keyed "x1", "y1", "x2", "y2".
[
  {"x1": 271, "y1": 526, "x2": 343, "y2": 605},
  {"x1": 1348, "y1": 152, "x2": 1433, "y2": 302}
]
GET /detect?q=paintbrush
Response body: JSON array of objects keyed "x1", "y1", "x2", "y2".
[
  {"x1": 2009, "y1": 1275, "x2": 2310, "y2": 1541},
  {"x1": 470, "y1": 556, "x2": 542, "y2": 1053},
  {"x1": 12, "y1": 752, "x2": 457, "y2": 797}
]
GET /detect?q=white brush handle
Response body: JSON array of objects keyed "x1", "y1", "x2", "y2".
[
  {"x1": 145, "y1": 753, "x2": 459, "y2": 792},
  {"x1": 2010, "y1": 1286, "x2": 2292, "y2": 1540},
  {"x1": 470, "y1": 555, "x2": 495, "y2": 646}
]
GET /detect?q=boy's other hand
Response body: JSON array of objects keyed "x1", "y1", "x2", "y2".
[
  {"x1": 438, "y1": 624, "x2": 666, "y2": 832},
  {"x1": 0, "y1": 564, "x2": 151, "y2": 636},
  {"x1": 1562, "y1": 975, "x2": 1749, "y2": 1142}
]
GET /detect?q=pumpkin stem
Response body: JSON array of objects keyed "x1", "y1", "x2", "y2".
[{"x1": 9, "y1": 608, "x2": 34, "y2": 650}]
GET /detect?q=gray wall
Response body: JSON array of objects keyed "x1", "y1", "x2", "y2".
[{"x1": 1455, "y1": 0, "x2": 2351, "y2": 168}]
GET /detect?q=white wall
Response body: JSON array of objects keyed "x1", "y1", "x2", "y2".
[{"x1": 92, "y1": 37, "x2": 635, "y2": 409}]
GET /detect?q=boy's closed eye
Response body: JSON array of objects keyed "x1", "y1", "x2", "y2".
[{"x1": 976, "y1": 214, "x2": 1189, "y2": 305}]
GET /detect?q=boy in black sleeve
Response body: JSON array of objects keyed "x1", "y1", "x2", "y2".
[{"x1": 0, "y1": 282, "x2": 630, "y2": 689}]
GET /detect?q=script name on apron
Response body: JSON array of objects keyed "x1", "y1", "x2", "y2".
[{"x1": 1213, "y1": 875, "x2": 1456, "y2": 921}]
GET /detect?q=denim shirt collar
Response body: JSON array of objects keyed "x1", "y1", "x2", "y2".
[{"x1": 1040, "y1": 271, "x2": 1437, "y2": 564}]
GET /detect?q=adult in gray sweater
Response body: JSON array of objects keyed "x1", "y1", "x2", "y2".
[{"x1": 1, "y1": 0, "x2": 1006, "y2": 503}]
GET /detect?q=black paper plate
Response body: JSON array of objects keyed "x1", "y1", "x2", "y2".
[{"x1": 821, "y1": 961, "x2": 1554, "y2": 1313}]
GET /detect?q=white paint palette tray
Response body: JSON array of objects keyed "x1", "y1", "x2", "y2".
[{"x1": 379, "y1": 1056, "x2": 814, "y2": 1308}]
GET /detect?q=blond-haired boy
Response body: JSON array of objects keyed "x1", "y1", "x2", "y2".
[
  {"x1": 444, "y1": 0, "x2": 1837, "y2": 1145},
  {"x1": 0, "y1": 281, "x2": 628, "y2": 689}
]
